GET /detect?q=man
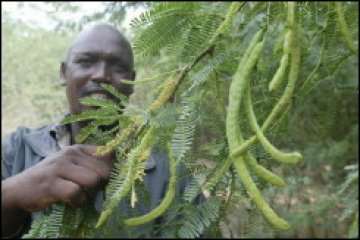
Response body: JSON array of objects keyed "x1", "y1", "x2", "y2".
[{"x1": 2, "y1": 23, "x2": 203, "y2": 238}]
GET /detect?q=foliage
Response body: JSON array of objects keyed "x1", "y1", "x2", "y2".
[{"x1": 2, "y1": 1, "x2": 358, "y2": 238}]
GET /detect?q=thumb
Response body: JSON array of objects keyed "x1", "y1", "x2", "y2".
[
  {"x1": 97, "y1": 149, "x2": 116, "y2": 165},
  {"x1": 78, "y1": 144, "x2": 115, "y2": 164},
  {"x1": 77, "y1": 144, "x2": 98, "y2": 156}
]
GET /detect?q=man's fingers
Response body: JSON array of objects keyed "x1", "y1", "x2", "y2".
[
  {"x1": 76, "y1": 144, "x2": 115, "y2": 164},
  {"x1": 71, "y1": 154, "x2": 112, "y2": 180},
  {"x1": 58, "y1": 164, "x2": 104, "y2": 189},
  {"x1": 53, "y1": 179, "x2": 87, "y2": 208}
]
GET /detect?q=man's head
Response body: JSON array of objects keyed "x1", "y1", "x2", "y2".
[{"x1": 60, "y1": 23, "x2": 135, "y2": 116}]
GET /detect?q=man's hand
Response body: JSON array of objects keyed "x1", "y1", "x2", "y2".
[{"x1": 2, "y1": 144, "x2": 114, "y2": 213}]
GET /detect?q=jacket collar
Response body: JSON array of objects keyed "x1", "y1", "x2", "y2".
[{"x1": 23, "y1": 115, "x2": 156, "y2": 171}]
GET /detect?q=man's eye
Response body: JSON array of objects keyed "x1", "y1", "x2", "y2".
[{"x1": 77, "y1": 59, "x2": 95, "y2": 66}]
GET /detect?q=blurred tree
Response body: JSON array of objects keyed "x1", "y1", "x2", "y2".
[
  {"x1": 2, "y1": 12, "x2": 73, "y2": 137},
  {"x1": 44, "y1": 2, "x2": 147, "y2": 33}
]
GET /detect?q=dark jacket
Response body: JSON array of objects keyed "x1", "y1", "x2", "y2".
[{"x1": 2, "y1": 120, "x2": 204, "y2": 237}]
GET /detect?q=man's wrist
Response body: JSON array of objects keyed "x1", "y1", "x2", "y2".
[
  {"x1": 2, "y1": 176, "x2": 22, "y2": 210},
  {"x1": 2, "y1": 177, "x2": 30, "y2": 238}
]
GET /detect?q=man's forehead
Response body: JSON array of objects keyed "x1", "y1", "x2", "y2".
[
  {"x1": 66, "y1": 24, "x2": 133, "y2": 63},
  {"x1": 71, "y1": 32, "x2": 124, "y2": 53},
  {"x1": 70, "y1": 43, "x2": 124, "y2": 56}
]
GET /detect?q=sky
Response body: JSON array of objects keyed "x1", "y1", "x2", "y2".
[{"x1": 1, "y1": 2, "x2": 143, "y2": 30}]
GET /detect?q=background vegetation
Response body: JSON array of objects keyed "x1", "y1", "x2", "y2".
[{"x1": 2, "y1": 2, "x2": 358, "y2": 238}]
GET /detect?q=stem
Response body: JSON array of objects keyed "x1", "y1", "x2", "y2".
[
  {"x1": 297, "y1": 34, "x2": 325, "y2": 97},
  {"x1": 215, "y1": 70, "x2": 227, "y2": 120}
]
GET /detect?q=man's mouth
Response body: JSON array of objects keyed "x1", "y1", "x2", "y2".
[
  {"x1": 87, "y1": 92, "x2": 109, "y2": 100},
  {"x1": 80, "y1": 91, "x2": 121, "y2": 111}
]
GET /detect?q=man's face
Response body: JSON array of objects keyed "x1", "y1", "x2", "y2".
[{"x1": 61, "y1": 26, "x2": 135, "y2": 116}]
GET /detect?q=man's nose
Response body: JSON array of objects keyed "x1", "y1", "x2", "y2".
[{"x1": 91, "y1": 61, "x2": 111, "y2": 82}]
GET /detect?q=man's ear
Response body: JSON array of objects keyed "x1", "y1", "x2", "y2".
[{"x1": 59, "y1": 62, "x2": 67, "y2": 86}]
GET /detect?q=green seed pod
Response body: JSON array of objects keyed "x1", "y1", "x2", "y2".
[
  {"x1": 207, "y1": 32, "x2": 265, "y2": 193},
  {"x1": 269, "y1": 17, "x2": 293, "y2": 93},
  {"x1": 283, "y1": 31, "x2": 293, "y2": 55},
  {"x1": 226, "y1": 33, "x2": 290, "y2": 229},
  {"x1": 124, "y1": 155, "x2": 177, "y2": 226},
  {"x1": 239, "y1": 29, "x2": 264, "y2": 69},
  {"x1": 269, "y1": 54, "x2": 289, "y2": 92},
  {"x1": 233, "y1": 158, "x2": 290, "y2": 230},
  {"x1": 231, "y1": 28, "x2": 302, "y2": 160},
  {"x1": 226, "y1": 41, "x2": 264, "y2": 151},
  {"x1": 287, "y1": 2, "x2": 295, "y2": 27},
  {"x1": 96, "y1": 126, "x2": 157, "y2": 228},
  {"x1": 335, "y1": 2, "x2": 357, "y2": 54},
  {"x1": 245, "y1": 83, "x2": 302, "y2": 164},
  {"x1": 96, "y1": 158, "x2": 137, "y2": 228},
  {"x1": 210, "y1": 2, "x2": 244, "y2": 43},
  {"x1": 244, "y1": 152, "x2": 287, "y2": 187}
]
